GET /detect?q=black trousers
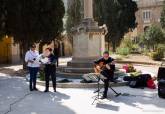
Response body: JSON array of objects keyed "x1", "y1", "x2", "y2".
[
  {"x1": 56, "y1": 57, "x2": 59, "y2": 67},
  {"x1": 101, "y1": 70, "x2": 114, "y2": 97},
  {"x1": 44, "y1": 65, "x2": 56, "y2": 91}
]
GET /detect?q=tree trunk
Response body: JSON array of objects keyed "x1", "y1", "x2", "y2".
[
  {"x1": 108, "y1": 37, "x2": 110, "y2": 52},
  {"x1": 22, "y1": 42, "x2": 30, "y2": 69},
  {"x1": 39, "y1": 42, "x2": 44, "y2": 53},
  {"x1": 112, "y1": 42, "x2": 116, "y2": 52},
  {"x1": 19, "y1": 44, "x2": 23, "y2": 60}
]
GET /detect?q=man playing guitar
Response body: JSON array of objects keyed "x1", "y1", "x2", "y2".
[{"x1": 94, "y1": 51, "x2": 115, "y2": 99}]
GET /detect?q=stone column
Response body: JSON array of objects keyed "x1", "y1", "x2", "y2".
[{"x1": 84, "y1": 0, "x2": 93, "y2": 18}]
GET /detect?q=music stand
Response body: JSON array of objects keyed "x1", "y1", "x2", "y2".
[
  {"x1": 109, "y1": 83, "x2": 121, "y2": 97},
  {"x1": 92, "y1": 74, "x2": 107, "y2": 105},
  {"x1": 92, "y1": 74, "x2": 102, "y2": 105},
  {"x1": 91, "y1": 75, "x2": 121, "y2": 105}
]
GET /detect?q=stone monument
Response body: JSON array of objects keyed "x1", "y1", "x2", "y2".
[{"x1": 58, "y1": 0, "x2": 106, "y2": 76}]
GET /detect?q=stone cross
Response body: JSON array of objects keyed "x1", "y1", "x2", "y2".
[{"x1": 84, "y1": 0, "x2": 93, "y2": 18}]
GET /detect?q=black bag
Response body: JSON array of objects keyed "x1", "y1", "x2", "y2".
[
  {"x1": 123, "y1": 76, "x2": 139, "y2": 88},
  {"x1": 129, "y1": 81, "x2": 138, "y2": 88},
  {"x1": 158, "y1": 62, "x2": 165, "y2": 98},
  {"x1": 124, "y1": 74, "x2": 151, "y2": 88}
]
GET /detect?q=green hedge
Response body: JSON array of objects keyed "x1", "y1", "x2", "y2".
[{"x1": 116, "y1": 47, "x2": 130, "y2": 56}]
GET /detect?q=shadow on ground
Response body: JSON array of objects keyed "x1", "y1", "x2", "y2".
[
  {"x1": 0, "y1": 68, "x2": 27, "y2": 76},
  {"x1": 0, "y1": 76, "x2": 76, "y2": 114},
  {"x1": 96, "y1": 103, "x2": 119, "y2": 111},
  {"x1": 102, "y1": 87, "x2": 165, "y2": 111}
]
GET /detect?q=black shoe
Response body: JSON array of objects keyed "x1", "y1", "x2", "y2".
[
  {"x1": 33, "y1": 88, "x2": 38, "y2": 91},
  {"x1": 100, "y1": 95, "x2": 107, "y2": 99},
  {"x1": 100, "y1": 96, "x2": 107, "y2": 99},
  {"x1": 53, "y1": 87, "x2": 56, "y2": 92},
  {"x1": 44, "y1": 90, "x2": 49, "y2": 92},
  {"x1": 112, "y1": 80, "x2": 118, "y2": 83},
  {"x1": 30, "y1": 88, "x2": 33, "y2": 91}
]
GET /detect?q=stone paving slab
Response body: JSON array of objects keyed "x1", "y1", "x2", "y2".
[{"x1": 0, "y1": 76, "x2": 29, "y2": 114}]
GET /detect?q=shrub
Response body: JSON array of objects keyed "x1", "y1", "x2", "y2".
[
  {"x1": 121, "y1": 38, "x2": 133, "y2": 49},
  {"x1": 157, "y1": 44, "x2": 165, "y2": 52},
  {"x1": 116, "y1": 47, "x2": 130, "y2": 56},
  {"x1": 131, "y1": 44, "x2": 140, "y2": 54},
  {"x1": 142, "y1": 49, "x2": 151, "y2": 56},
  {"x1": 151, "y1": 49, "x2": 164, "y2": 61},
  {"x1": 121, "y1": 38, "x2": 140, "y2": 53},
  {"x1": 111, "y1": 54, "x2": 123, "y2": 60}
]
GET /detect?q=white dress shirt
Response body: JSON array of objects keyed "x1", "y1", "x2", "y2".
[{"x1": 25, "y1": 50, "x2": 40, "y2": 68}]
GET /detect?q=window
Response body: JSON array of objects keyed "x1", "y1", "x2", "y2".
[{"x1": 143, "y1": 10, "x2": 151, "y2": 20}]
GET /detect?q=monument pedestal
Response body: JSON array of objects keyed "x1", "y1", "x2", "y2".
[{"x1": 63, "y1": 18, "x2": 106, "y2": 74}]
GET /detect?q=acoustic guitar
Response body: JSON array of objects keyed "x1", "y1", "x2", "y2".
[
  {"x1": 94, "y1": 61, "x2": 115, "y2": 74},
  {"x1": 94, "y1": 62, "x2": 107, "y2": 73}
]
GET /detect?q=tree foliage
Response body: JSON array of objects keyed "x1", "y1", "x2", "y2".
[
  {"x1": 94, "y1": 0, "x2": 138, "y2": 52},
  {"x1": 0, "y1": 0, "x2": 65, "y2": 50},
  {"x1": 139, "y1": 25, "x2": 165, "y2": 51},
  {"x1": 0, "y1": 0, "x2": 6, "y2": 39},
  {"x1": 66, "y1": 0, "x2": 82, "y2": 34}
]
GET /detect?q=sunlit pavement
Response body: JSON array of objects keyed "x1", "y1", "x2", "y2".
[
  {"x1": 134, "y1": 65, "x2": 159, "y2": 76},
  {"x1": 0, "y1": 76, "x2": 164, "y2": 114}
]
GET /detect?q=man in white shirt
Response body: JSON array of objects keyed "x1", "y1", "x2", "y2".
[{"x1": 25, "y1": 44, "x2": 40, "y2": 91}]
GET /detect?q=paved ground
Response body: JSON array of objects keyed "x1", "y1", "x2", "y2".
[
  {"x1": 0, "y1": 56, "x2": 163, "y2": 114},
  {"x1": 134, "y1": 64, "x2": 159, "y2": 76},
  {"x1": 0, "y1": 76, "x2": 165, "y2": 114}
]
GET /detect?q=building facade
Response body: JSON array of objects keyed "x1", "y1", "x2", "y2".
[
  {"x1": 126, "y1": 0, "x2": 164, "y2": 39},
  {"x1": 136, "y1": 0, "x2": 164, "y2": 33}
]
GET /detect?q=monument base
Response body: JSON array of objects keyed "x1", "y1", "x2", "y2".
[
  {"x1": 57, "y1": 18, "x2": 106, "y2": 77},
  {"x1": 67, "y1": 57, "x2": 99, "y2": 67}
]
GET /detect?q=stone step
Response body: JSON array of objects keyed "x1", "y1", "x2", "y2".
[
  {"x1": 67, "y1": 61, "x2": 94, "y2": 67},
  {"x1": 56, "y1": 71, "x2": 83, "y2": 79},
  {"x1": 37, "y1": 80, "x2": 128, "y2": 88},
  {"x1": 56, "y1": 70, "x2": 128, "y2": 79},
  {"x1": 58, "y1": 67, "x2": 94, "y2": 74}
]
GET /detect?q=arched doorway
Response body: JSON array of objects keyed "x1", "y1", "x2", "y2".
[{"x1": 144, "y1": 26, "x2": 149, "y2": 32}]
